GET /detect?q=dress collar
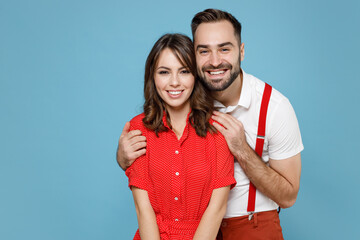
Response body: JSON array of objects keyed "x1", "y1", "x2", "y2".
[
  {"x1": 161, "y1": 110, "x2": 192, "y2": 129},
  {"x1": 161, "y1": 110, "x2": 192, "y2": 142}
]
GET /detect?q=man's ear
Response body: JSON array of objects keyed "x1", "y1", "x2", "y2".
[{"x1": 240, "y1": 42, "x2": 245, "y2": 61}]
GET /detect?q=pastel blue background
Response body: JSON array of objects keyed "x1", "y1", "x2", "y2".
[{"x1": 1, "y1": 0, "x2": 359, "y2": 239}]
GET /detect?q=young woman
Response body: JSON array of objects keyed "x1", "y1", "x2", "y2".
[{"x1": 125, "y1": 33, "x2": 236, "y2": 240}]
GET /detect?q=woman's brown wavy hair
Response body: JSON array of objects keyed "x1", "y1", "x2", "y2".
[{"x1": 143, "y1": 33, "x2": 215, "y2": 137}]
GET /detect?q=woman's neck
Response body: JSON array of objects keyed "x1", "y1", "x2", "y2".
[{"x1": 166, "y1": 103, "x2": 190, "y2": 140}]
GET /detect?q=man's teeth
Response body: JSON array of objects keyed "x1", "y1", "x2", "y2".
[
  {"x1": 168, "y1": 90, "x2": 182, "y2": 94},
  {"x1": 209, "y1": 70, "x2": 225, "y2": 75}
]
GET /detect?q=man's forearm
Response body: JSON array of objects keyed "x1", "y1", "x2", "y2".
[{"x1": 235, "y1": 144, "x2": 300, "y2": 208}]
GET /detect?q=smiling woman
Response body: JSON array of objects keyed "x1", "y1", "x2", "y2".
[
  {"x1": 124, "y1": 33, "x2": 237, "y2": 239},
  {"x1": 142, "y1": 33, "x2": 214, "y2": 138},
  {"x1": 153, "y1": 48, "x2": 195, "y2": 130}
]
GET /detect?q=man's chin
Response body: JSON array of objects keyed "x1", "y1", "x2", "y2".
[
  {"x1": 206, "y1": 82, "x2": 229, "y2": 92},
  {"x1": 199, "y1": 77, "x2": 221, "y2": 90}
]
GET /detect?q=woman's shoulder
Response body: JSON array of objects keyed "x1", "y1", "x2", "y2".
[
  {"x1": 206, "y1": 119, "x2": 227, "y2": 143},
  {"x1": 130, "y1": 113, "x2": 145, "y2": 122},
  {"x1": 129, "y1": 113, "x2": 146, "y2": 131}
]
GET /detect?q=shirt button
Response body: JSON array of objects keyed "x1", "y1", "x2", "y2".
[
  {"x1": 175, "y1": 172, "x2": 179, "y2": 176},
  {"x1": 175, "y1": 219, "x2": 179, "y2": 221},
  {"x1": 174, "y1": 197, "x2": 178, "y2": 201},
  {"x1": 175, "y1": 150, "x2": 179, "y2": 154}
]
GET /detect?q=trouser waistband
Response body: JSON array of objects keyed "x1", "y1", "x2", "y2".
[{"x1": 221, "y1": 210, "x2": 279, "y2": 228}]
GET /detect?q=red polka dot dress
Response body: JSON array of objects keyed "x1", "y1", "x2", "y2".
[{"x1": 126, "y1": 113, "x2": 236, "y2": 239}]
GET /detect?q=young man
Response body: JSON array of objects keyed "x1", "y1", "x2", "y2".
[{"x1": 118, "y1": 9, "x2": 303, "y2": 240}]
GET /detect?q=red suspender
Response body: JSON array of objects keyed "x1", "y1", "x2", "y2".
[{"x1": 247, "y1": 83, "x2": 272, "y2": 213}]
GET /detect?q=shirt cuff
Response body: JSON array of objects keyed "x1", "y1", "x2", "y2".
[{"x1": 213, "y1": 176, "x2": 237, "y2": 190}]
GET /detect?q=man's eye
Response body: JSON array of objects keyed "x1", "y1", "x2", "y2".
[
  {"x1": 221, "y1": 48, "x2": 230, "y2": 52},
  {"x1": 199, "y1": 50, "x2": 208, "y2": 54}
]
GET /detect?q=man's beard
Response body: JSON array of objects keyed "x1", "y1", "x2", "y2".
[{"x1": 198, "y1": 58, "x2": 241, "y2": 92}]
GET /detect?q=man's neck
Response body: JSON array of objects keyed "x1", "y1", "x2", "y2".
[{"x1": 212, "y1": 70, "x2": 243, "y2": 107}]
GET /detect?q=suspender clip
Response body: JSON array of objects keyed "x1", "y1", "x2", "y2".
[
  {"x1": 256, "y1": 135, "x2": 265, "y2": 139},
  {"x1": 248, "y1": 212, "x2": 254, "y2": 221}
]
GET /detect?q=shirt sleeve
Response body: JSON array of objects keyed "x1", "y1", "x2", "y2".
[
  {"x1": 212, "y1": 132, "x2": 237, "y2": 190},
  {"x1": 267, "y1": 98, "x2": 304, "y2": 160},
  {"x1": 125, "y1": 117, "x2": 150, "y2": 191}
]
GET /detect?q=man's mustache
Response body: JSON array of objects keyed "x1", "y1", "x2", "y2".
[{"x1": 201, "y1": 63, "x2": 233, "y2": 72}]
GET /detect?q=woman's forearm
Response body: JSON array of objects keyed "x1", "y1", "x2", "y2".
[
  {"x1": 132, "y1": 187, "x2": 160, "y2": 240},
  {"x1": 193, "y1": 186, "x2": 230, "y2": 240}
]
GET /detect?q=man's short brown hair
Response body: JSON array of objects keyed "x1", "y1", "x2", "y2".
[{"x1": 191, "y1": 9, "x2": 242, "y2": 45}]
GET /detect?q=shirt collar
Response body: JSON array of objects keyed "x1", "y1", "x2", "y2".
[{"x1": 214, "y1": 69, "x2": 252, "y2": 111}]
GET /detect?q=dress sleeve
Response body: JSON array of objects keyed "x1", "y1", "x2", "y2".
[
  {"x1": 212, "y1": 132, "x2": 237, "y2": 190},
  {"x1": 125, "y1": 117, "x2": 150, "y2": 191}
]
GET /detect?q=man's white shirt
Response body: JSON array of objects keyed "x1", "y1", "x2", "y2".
[{"x1": 214, "y1": 70, "x2": 304, "y2": 218}]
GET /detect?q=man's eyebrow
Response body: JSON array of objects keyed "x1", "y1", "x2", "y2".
[
  {"x1": 219, "y1": 42, "x2": 234, "y2": 47},
  {"x1": 196, "y1": 44, "x2": 209, "y2": 50},
  {"x1": 196, "y1": 42, "x2": 234, "y2": 50}
]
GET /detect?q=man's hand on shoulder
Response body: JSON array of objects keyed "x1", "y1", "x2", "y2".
[
  {"x1": 211, "y1": 111, "x2": 301, "y2": 207},
  {"x1": 211, "y1": 111, "x2": 248, "y2": 158},
  {"x1": 117, "y1": 122, "x2": 147, "y2": 171}
]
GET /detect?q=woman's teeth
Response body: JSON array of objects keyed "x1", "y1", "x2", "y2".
[{"x1": 168, "y1": 90, "x2": 182, "y2": 94}]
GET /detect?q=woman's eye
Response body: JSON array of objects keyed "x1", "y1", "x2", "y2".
[
  {"x1": 181, "y1": 69, "x2": 190, "y2": 74},
  {"x1": 159, "y1": 71, "x2": 169, "y2": 74}
]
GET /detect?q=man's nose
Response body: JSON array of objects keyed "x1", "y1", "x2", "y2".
[{"x1": 209, "y1": 52, "x2": 221, "y2": 67}]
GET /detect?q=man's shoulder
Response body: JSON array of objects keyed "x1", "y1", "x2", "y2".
[{"x1": 244, "y1": 71, "x2": 289, "y2": 106}]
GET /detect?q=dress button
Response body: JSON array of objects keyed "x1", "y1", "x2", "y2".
[
  {"x1": 174, "y1": 197, "x2": 178, "y2": 201},
  {"x1": 175, "y1": 172, "x2": 179, "y2": 176},
  {"x1": 175, "y1": 150, "x2": 179, "y2": 154},
  {"x1": 175, "y1": 219, "x2": 179, "y2": 221}
]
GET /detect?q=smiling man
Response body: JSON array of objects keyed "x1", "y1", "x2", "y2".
[{"x1": 117, "y1": 9, "x2": 303, "y2": 240}]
